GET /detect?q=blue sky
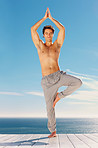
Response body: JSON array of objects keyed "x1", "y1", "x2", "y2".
[{"x1": 0, "y1": 0, "x2": 98, "y2": 118}]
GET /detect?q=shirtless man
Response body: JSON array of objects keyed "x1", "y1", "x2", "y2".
[{"x1": 31, "y1": 8, "x2": 82, "y2": 138}]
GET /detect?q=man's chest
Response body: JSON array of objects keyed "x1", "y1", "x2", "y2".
[{"x1": 39, "y1": 45, "x2": 60, "y2": 57}]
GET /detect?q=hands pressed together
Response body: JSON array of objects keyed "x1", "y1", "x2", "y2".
[{"x1": 44, "y1": 8, "x2": 52, "y2": 20}]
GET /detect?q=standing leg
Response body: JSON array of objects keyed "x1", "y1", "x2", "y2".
[
  {"x1": 41, "y1": 71, "x2": 61, "y2": 137},
  {"x1": 41, "y1": 81, "x2": 58, "y2": 133}
]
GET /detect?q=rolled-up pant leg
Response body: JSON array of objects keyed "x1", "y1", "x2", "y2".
[{"x1": 58, "y1": 71, "x2": 82, "y2": 99}]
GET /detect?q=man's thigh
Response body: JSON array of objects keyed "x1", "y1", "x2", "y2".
[{"x1": 57, "y1": 71, "x2": 80, "y2": 87}]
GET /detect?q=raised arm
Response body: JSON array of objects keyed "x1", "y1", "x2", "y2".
[
  {"x1": 47, "y1": 8, "x2": 65, "y2": 47},
  {"x1": 31, "y1": 9, "x2": 48, "y2": 48}
]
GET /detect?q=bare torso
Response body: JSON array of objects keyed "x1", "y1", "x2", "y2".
[{"x1": 37, "y1": 40, "x2": 61, "y2": 77}]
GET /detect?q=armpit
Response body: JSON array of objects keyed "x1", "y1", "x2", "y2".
[
  {"x1": 57, "y1": 42, "x2": 61, "y2": 48},
  {"x1": 55, "y1": 39, "x2": 61, "y2": 48}
]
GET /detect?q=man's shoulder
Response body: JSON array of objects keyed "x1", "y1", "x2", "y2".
[
  {"x1": 39, "y1": 39, "x2": 44, "y2": 44},
  {"x1": 39, "y1": 39, "x2": 44, "y2": 47}
]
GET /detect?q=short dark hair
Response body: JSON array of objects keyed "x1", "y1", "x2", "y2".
[{"x1": 42, "y1": 25, "x2": 55, "y2": 35}]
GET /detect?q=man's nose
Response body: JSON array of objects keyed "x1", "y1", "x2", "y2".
[{"x1": 48, "y1": 34, "x2": 50, "y2": 37}]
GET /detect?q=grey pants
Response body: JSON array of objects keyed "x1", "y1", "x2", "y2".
[{"x1": 41, "y1": 70, "x2": 82, "y2": 133}]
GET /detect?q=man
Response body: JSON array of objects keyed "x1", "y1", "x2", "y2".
[{"x1": 31, "y1": 8, "x2": 82, "y2": 138}]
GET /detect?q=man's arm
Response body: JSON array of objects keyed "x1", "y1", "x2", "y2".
[
  {"x1": 50, "y1": 17, "x2": 65, "y2": 47},
  {"x1": 31, "y1": 17, "x2": 46, "y2": 48},
  {"x1": 31, "y1": 17, "x2": 46, "y2": 31},
  {"x1": 48, "y1": 8, "x2": 65, "y2": 47},
  {"x1": 31, "y1": 9, "x2": 48, "y2": 48}
]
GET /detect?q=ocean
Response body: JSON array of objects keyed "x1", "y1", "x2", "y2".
[{"x1": 0, "y1": 118, "x2": 98, "y2": 134}]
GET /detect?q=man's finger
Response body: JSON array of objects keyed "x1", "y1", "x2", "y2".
[{"x1": 47, "y1": 8, "x2": 50, "y2": 13}]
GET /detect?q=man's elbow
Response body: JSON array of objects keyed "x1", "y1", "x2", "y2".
[
  {"x1": 31, "y1": 26, "x2": 34, "y2": 31},
  {"x1": 60, "y1": 26, "x2": 65, "y2": 31},
  {"x1": 31, "y1": 26, "x2": 37, "y2": 32},
  {"x1": 61, "y1": 27, "x2": 65, "y2": 35},
  {"x1": 62, "y1": 26, "x2": 65, "y2": 31}
]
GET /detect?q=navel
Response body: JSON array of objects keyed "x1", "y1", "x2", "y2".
[
  {"x1": 49, "y1": 66, "x2": 52, "y2": 69},
  {"x1": 42, "y1": 50, "x2": 44, "y2": 53}
]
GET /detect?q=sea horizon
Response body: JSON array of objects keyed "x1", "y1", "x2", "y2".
[
  {"x1": 1, "y1": 117, "x2": 98, "y2": 120},
  {"x1": 0, "y1": 117, "x2": 98, "y2": 134}
]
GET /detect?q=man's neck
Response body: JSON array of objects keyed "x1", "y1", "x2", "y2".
[{"x1": 45, "y1": 41, "x2": 53, "y2": 47}]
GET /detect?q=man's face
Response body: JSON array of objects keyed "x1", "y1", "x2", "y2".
[{"x1": 43, "y1": 29, "x2": 54, "y2": 42}]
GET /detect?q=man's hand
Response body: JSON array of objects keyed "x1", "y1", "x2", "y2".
[
  {"x1": 47, "y1": 8, "x2": 52, "y2": 19},
  {"x1": 44, "y1": 8, "x2": 48, "y2": 19},
  {"x1": 44, "y1": 8, "x2": 52, "y2": 20}
]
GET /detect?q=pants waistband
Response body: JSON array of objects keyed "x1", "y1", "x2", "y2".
[{"x1": 42, "y1": 70, "x2": 60, "y2": 80}]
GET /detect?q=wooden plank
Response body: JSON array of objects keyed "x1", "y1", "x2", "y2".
[
  {"x1": 6, "y1": 135, "x2": 32, "y2": 148},
  {"x1": 0, "y1": 134, "x2": 98, "y2": 148},
  {"x1": 0, "y1": 134, "x2": 9, "y2": 141},
  {"x1": 0, "y1": 134, "x2": 39, "y2": 148},
  {"x1": 0, "y1": 135, "x2": 25, "y2": 148},
  {"x1": 58, "y1": 134, "x2": 74, "y2": 148},
  {"x1": 0, "y1": 134, "x2": 14, "y2": 142},
  {"x1": 0, "y1": 135, "x2": 19, "y2": 148},
  {"x1": 92, "y1": 134, "x2": 98, "y2": 137},
  {"x1": 84, "y1": 134, "x2": 98, "y2": 143},
  {"x1": 31, "y1": 134, "x2": 48, "y2": 148},
  {"x1": 45, "y1": 135, "x2": 59, "y2": 148},
  {"x1": 5, "y1": 134, "x2": 39, "y2": 148},
  {"x1": 17, "y1": 134, "x2": 36, "y2": 148},
  {"x1": 0, "y1": 134, "x2": 7, "y2": 138},
  {"x1": 75, "y1": 134, "x2": 98, "y2": 148},
  {"x1": 67, "y1": 134, "x2": 90, "y2": 148}
]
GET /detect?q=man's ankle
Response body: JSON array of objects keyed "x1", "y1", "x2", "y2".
[{"x1": 52, "y1": 130, "x2": 56, "y2": 134}]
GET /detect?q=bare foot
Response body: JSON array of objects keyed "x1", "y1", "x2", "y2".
[
  {"x1": 48, "y1": 131, "x2": 56, "y2": 138},
  {"x1": 53, "y1": 92, "x2": 60, "y2": 108}
]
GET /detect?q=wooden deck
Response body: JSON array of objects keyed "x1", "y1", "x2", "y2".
[{"x1": 0, "y1": 134, "x2": 98, "y2": 148}]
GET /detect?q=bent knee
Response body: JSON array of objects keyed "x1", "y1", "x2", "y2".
[{"x1": 76, "y1": 78, "x2": 82, "y2": 87}]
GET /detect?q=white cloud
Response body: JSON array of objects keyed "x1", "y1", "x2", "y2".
[
  {"x1": 0, "y1": 92, "x2": 23, "y2": 96},
  {"x1": 68, "y1": 90, "x2": 98, "y2": 101},
  {"x1": 26, "y1": 91, "x2": 44, "y2": 96},
  {"x1": 64, "y1": 69, "x2": 98, "y2": 102},
  {"x1": 66, "y1": 69, "x2": 98, "y2": 79},
  {"x1": 67, "y1": 101, "x2": 96, "y2": 105},
  {"x1": 83, "y1": 80, "x2": 98, "y2": 90}
]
